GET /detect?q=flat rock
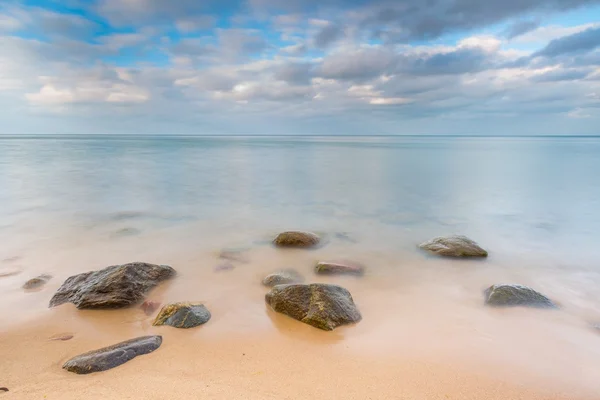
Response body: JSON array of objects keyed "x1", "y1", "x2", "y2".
[
  {"x1": 215, "y1": 262, "x2": 235, "y2": 272},
  {"x1": 262, "y1": 269, "x2": 304, "y2": 287},
  {"x1": 23, "y1": 274, "x2": 52, "y2": 290},
  {"x1": 63, "y1": 335, "x2": 162, "y2": 374},
  {"x1": 273, "y1": 231, "x2": 320, "y2": 248},
  {"x1": 265, "y1": 283, "x2": 361, "y2": 331},
  {"x1": 153, "y1": 302, "x2": 211, "y2": 328},
  {"x1": 315, "y1": 261, "x2": 364, "y2": 276},
  {"x1": 49, "y1": 333, "x2": 74, "y2": 341},
  {"x1": 49, "y1": 262, "x2": 176, "y2": 309},
  {"x1": 419, "y1": 235, "x2": 488, "y2": 258},
  {"x1": 219, "y1": 249, "x2": 249, "y2": 263},
  {"x1": 140, "y1": 300, "x2": 161, "y2": 316},
  {"x1": 484, "y1": 284, "x2": 557, "y2": 308}
]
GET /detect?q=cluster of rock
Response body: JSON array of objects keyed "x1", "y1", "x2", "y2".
[{"x1": 41, "y1": 230, "x2": 564, "y2": 375}]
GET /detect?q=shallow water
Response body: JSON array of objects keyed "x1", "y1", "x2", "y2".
[{"x1": 1, "y1": 135, "x2": 600, "y2": 397}]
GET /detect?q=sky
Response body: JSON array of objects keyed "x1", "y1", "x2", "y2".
[{"x1": 0, "y1": 0, "x2": 600, "y2": 135}]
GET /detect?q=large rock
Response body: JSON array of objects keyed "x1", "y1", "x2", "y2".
[
  {"x1": 153, "y1": 302, "x2": 211, "y2": 328},
  {"x1": 419, "y1": 235, "x2": 488, "y2": 258},
  {"x1": 63, "y1": 335, "x2": 162, "y2": 374},
  {"x1": 265, "y1": 283, "x2": 361, "y2": 331},
  {"x1": 484, "y1": 284, "x2": 557, "y2": 308},
  {"x1": 262, "y1": 269, "x2": 304, "y2": 287},
  {"x1": 315, "y1": 261, "x2": 364, "y2": 276},
  {"x1": 273, "y1": 231, "x2": 320, "y2": 248},
  {"x1": 49, "y1": 262, "x2": 176, "y2": 309}
]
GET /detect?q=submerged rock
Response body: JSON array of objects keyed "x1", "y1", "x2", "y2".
[
  {"x1": 49, "y1": 262, "x2": 176, "y2": 309},
  {"x1": 63, "y1": 335, "x2": 162, "y2": 374},
  {"x1": 23, "y1": 274, "x2": 52, "y2": 290},
  {"x1": 262, "y1": 269, "x2": 304, "y2": 287},
  {"x1": 140, "y1": 300, "x2": 161, "y2": 316},
  {"x1": 49, "y1": 333, "x2": 74, "y2": 341},
  {"x1": 214, "y1": 262, "x2": 235, "y2": 272},
  {"x1": 484, "y1": 284, "x2": 557, "y2": 308},
  {"x1": 153, "y1": 302, "x2": 211, "y2": 328},
  {"x1": 315, "y1": 261, "x2": 364, "y2": 276},
  {"x1": 419, "y1": 235, "x2": 488, "y2": 258},
  {"x1": 219, "y1": 249, "x2": 249, "y2": 264},
  {"x1": 273, "y1": 231, "x2": 320, "y2": 248},
  {"x1": 265, "y1": 283, "x2": 361, "y2": 331}
]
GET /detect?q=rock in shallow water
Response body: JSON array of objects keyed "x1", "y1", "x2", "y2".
[
  {"x1": 265, "y1": 283, "x2": 361, "y2": 331},
  {"x1": 153, "y1": 303, "x2": 211, "y2": 328},
  {"x1": 49, "y1": 262, "x2": 176, "y2": 309},
  {"x1": 419, "y1": 235, "x2": 488, "y2": 258},
  {"x1": 484, "y1": 284, "x2": 557, "y2": 308},
  {"x1": 262, "y1": 269, "x2": 304, "y2": 287},
  {"x1": 63, "y1": 335, "x2": 162, "y2": 374},
  {"x1": 315, "y1": 261, "x2": 364, "y2": 276},
  {"x1": 273, "y1": 231, "x2": 320, "y2": 248},
  {"x1": 23, "y1": 274, "x2": 52, "y2": 290}
]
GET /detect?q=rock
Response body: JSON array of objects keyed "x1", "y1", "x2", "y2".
[
  {"x1": 63, "y1": 335, "x2": 162, "y2": 374},
  {"x1": 153, "y1": 302, "x2": 211, "y2": 328},
  {"x1": 112, "y1": 227, "x2": 141, "y2": 237},
  {"x1": 214, "y1": 262, "x2": 235, "y2": 272},
  {"x1": 49, "y1": 262, "x2": 176, "y2": 309},
  {"x1": 484, "y1": 284, "x2": 557, "y2": 308},
  {"x1": 0, "y1": 387, "x2": 7, "y2": 392},
  {"x1": 49, "y1": 333, "x2": 74, "y2": 341},
  {"x1": 419, "y1": 235, "x2": 488, "y2": 258},
  {"x1": 273, "y1": 231, "x2": 320, "y2": 248},
  {"x1": 315, "y1": 261, "x2": 364, "y2": 276},
  {"x1": 219, "y1": 249, "x2": 249, "y2": 263},
  {"x1": 23, "y1": 274, "x2": 52, "y2": 290},
  {"x1": 334, "y1": 232, "x2": 357, "y2": 243},
  {"x1": 140, "y1": 300, "x2": 161, "y2": 316},
  {"x1": 262, "y1": 269, "x2": 304, "y2": 287},
  {"x1": 265, "y1": 283, "x2": 361, "y2": 331}
]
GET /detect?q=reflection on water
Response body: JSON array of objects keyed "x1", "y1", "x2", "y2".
[{"x1": 1, "y1": 135, "x2": 600, "y2": 394}]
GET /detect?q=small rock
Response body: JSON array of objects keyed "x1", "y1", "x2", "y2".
[
  {"x1": 215, "y1": 262, "x2": 235, "y2": 272},
  {"x1": 219, "y1": 249, "x2": 249, "y2": 263},
  {"x1": 49, "y1": 333, "x2": 74, "y2": 341},
  {"x1": 273, "y1": 231, "x2": 320, "y2": 248},
  {"x1": 63, "y1": 335, "x2": 162, "y2": 374},
  {"x1": 23, "y1": 274, "x2": 52, "y2": 290},
  {"x1": 112, "y1": 227, "x2": 141, "y2": 237},
  {"x1": 334, "y1": 232, "x2": 357, "y2": 243},
  {"x1": 49, "y1": 262, "x2": 176, "y2": 309},
  {"x1": 0, "y1": 387, "x2": 8, "y2": 392},
  {"x1": 315, "y1": 261, "x2": 364, "y2": 276},
  {"x1": 266, "y1": 283, "x2": 361, "y2": 331},
  {"x1": 140, "y1": 300, "x2": 161, "y2": 316},
  {"x1": 419, "y1": 235, "x2": 488, "y2": 258},
  {"x1": 153, "y1": 302, "x2": 211, "y2": 328},
  {"x1": 484, "y1": 284, "x2": 557, "y2": 308},
  {"x1": 262, "y1": 269, "x2": 304, "y2": 287}
]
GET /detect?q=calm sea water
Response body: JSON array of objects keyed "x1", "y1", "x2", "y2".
[
  {"x1": 1, "y1": 135, "x2": 600, "y2": 260},
  {"x1": 2, "y1": 135, "x2": 600, "y2": 394}
]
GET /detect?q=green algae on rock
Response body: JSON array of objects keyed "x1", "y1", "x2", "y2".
[
  {"x1": 49, "y1": 262, "x2": 176, "y2": 309},
  {"x1": 265, "y1": 283, "x2": 361, "y2": 331},
  {"x1": 153, "y1": 302, "x2": 211, "y2": 328},
  {"x1": 484, "y1": 284, "x2": 557, "y2": 308},
  {"x1": 315, "y1": 261, "x2": 365, "y2": 276},
  {"x1": 63, "y1": 335, "x2": 162, "y2": 374},
  {"x1": 419, "y1": 235, "x2": 488, "y2": 258},
  {"x1": 262, "y1": 269, "x2": 305, "y2": 287},
  {"x1": 273, "y1": 231, "x2": 320, "y2": 248}
]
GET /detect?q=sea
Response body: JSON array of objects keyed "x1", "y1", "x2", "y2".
[{"x1": 1, "y1": 135, "x2": 600, "y2": 395}]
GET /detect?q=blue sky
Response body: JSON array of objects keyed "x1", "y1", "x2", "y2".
[{"x1": 0, "y1": 0, "x2": 599, "y2": 135}]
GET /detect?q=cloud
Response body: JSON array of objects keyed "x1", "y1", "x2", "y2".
[
  {"x1": 530, "y1": 68, "x2": 591, "y2": 82},
  {"x1": 175, "y1": 16, "x2": 216, "y2": 32},
  {"x1": 313, "y1": 23, "x2": 344, "y2": 48},
  {"x1": 534, "y1": 26, "x2": 600, "y2": 57},
  {"x1": 274, "y1": 62, "x2": 314, "y2": 84},
  {"x1": 504, "y1": 19, "x2": 540, "y2": 39}
]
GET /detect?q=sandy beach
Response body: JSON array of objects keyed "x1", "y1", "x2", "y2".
[{"x1": 2, "y1": 223, "x2": 600, "y2": 400}]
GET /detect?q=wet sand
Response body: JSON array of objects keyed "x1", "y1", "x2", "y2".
[{"x1": 1, "y1": 222, "x2": 600, "y2": 399}]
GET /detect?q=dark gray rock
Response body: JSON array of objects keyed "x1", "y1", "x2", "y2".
[
  {"x1": 315, "y1": 261, "x2": 364, "y2": 276},
  {"x1": 49, "y1": 262, "x2": 176, "y2": 309},
  {"x1": 273, "y1": 231, "x2": 320, "y2": 248},
  {"x1": 153, "y1": 303, "x2": 211, "y2": 328},
  {"x1": 265, "y1": 283, "x2": 361, "y2": 331},
  {"x1": 262, "y1": 269, "x2": 304, "y2": 287},
  {"x1": 23, "y1": 274, "x2": 52, "y2": 290},
  {"x1": 63, "y1": 335, "x2": 162, "y2": 374},
  {"x1": 484, "y1": 284, "x2": 557, "y2": 308},
  {"x1": 419, "y1": 235, "x2": 488, "y2": 258}
]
